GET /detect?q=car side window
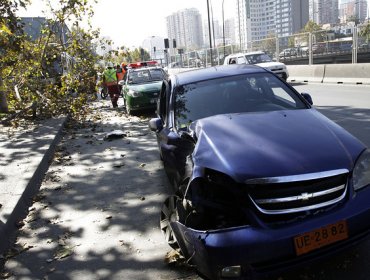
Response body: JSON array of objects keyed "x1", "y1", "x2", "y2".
[
  {"x1": 237, "y1": 56, "x2": 246, "y2": 64},
  {"x1": 228, "y1": 57, "x2": 236, "y2": 64}
]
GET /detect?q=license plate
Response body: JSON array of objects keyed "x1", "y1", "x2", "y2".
[{"x1": 294, "y1": 220, "x2": 348, "y2": 256}]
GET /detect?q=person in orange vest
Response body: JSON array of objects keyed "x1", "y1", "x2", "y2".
[
  {"x1": 116, "y1": 65, "x2": 124, "y2": 93},
  {"x1": 116, "y1": 64, "x2": 124, "y2": 81},
  {"x1": 121, "y1": 62, "x2": 127, "y2": 77},
  {"x1": 102, "y1": 62, "x2": 120, "y2": 108}
]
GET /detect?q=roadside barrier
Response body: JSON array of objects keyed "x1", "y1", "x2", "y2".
[
  {"x1": 287, "y1": 63, "x2": 370, "y2": 85},
  {"x1": 287, "y1": 65, "x2": 325, "y2": 83},
  {"x1": 323, "y1": 64, "x2": 370, "y2": 85}
]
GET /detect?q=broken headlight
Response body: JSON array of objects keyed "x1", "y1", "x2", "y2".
[{"x1": 184, "y1": 168, "x2": 250, "y2": 230}]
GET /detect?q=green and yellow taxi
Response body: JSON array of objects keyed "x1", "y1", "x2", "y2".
[{"x1": 120, "y1": 63, "x2": 167, "y2": 115}]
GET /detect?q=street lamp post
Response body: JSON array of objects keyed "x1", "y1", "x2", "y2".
[
  {"x1": 207, "y1": 0, "x2": 213, "y2": 66},
  {"x1": 222, "y1": 0, "x2": 226, "y2": 59},
  {"x1": 237, "y1": 0, "x2": 242, "y2": 51}
]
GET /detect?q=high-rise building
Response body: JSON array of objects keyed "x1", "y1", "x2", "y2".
[
  {"x1": 225, "y1": 18, "x2": 236, "y2": 45},
  {"x1": 309, "y1": 0, "x2": 339, "y2": 25},
  {"x1": 203, "y1": 18, "x2": 225, "y2": 48},
  {"x1": 339, "y1": 0, "x2": 368, "y2": 23},
  {"x1": 166, "y1": 8, "x2": 203, "y2": 52},
  {"x1": 276, "y1": 0, "x2": 309, "y2": 37},
  {"x1": 236, "y1": 0, "x2": 309, "y2": 49}
]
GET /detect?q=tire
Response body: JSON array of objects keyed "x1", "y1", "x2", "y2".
[
  {"x1": 160, "y1": 196, "x2": 180, "y2": 249},
  {"x1": 282, "y1": 73, "x2": 287, "y2": 82},
  {"x1": 100, "y1": 88, "x2": 108, "y2": 99}
]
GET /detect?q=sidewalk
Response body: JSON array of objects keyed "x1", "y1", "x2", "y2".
[{"x1": 0, "y1": 117, "x2": 67, "y2": 254}]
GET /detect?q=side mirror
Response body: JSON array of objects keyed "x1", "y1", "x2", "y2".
[
  {"x1": 118, "y1": 80, "x2": 125, "y2": 86},
  {"x1": 148, "y1": 118, "x2": 163, "y2": 132},
  {"x1": 301, "y1": 93, "x2": 313, "y2": 105}
]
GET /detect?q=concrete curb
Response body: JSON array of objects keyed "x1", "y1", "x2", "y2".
[{"x1": 0, "y1": 116, "x2": 68, "y2": 255}]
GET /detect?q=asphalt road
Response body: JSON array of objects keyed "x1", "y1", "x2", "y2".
[
  {"x1": 2, "y1": 83, "x2": 370, "y2": 280},
  {"x1": 292, "y1": 83, "x2": 370, "y2": 147}
]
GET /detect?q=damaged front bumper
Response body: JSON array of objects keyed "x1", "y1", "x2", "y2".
[{"x1": 170, "y1": 186, "x2": 370, "y2": 280}]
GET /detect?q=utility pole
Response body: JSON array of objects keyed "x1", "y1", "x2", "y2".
[
  {"x1": 222, "y1": 0, "x2": 226, "y2": 59},
  {"x1": 237, "y1": 0, "x2": 242, "y2": 51},
  {"x1": 207, "y1": 0, "x2": 213, "y2": 66}
]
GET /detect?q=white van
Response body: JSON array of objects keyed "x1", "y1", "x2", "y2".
[{"x1": 223, "y1": 51, "x2": 289, "y2": 81}]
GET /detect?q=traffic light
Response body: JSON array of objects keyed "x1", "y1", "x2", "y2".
[{"x1": 164, "y1": 38, "x2": 169, "y2": 49}]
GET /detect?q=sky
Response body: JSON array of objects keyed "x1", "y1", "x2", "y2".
[
  {"x1": 18, "y1": 0, "x2": 236, "y2": 48},
  {"x1": 18, "y1": 0, "x2": 370, "y2": 49}
]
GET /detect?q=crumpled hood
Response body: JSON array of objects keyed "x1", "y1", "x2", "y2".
[
  {"x1": 191, "y1": 109, "x2": 365, "y2": 182},
  {"x1": 256, "y1": 61, "x2": 285, "y2": 69},
  {"x1": 128, "y1": 81, "x2": 162, "y2": 92}
]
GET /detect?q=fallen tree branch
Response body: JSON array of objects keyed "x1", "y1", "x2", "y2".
[{"x1": 0, "y1": 102, "x2": 38, "y2": 125}]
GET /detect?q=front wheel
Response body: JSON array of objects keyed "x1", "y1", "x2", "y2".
[
  {"x1": 281, "y1": 73, "x2": 288, "y2": 82},
  {"x1": 160, "y1": 196, "x2": 180, "y2": 249}
]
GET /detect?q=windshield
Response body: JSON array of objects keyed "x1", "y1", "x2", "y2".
[
  {"x1": 245, "y1": 53, "x2": 272, "y2": 64},
  {"x1": 128, "y1": 68, "x2": 165, "y2": 84},
  {"x1": 174, "y1": 73, "x2": 308, "y2": 128}
]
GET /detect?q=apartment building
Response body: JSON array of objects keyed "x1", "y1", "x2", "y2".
[
  {"x1": 166, "y1": 8, "x2": 203, "y2": 52},
  {"x1": 339, "y1": 0, "x2": 368, "y2": 23},
  {"x1": 236, "y1": 0, "x2": 308, "y2": 49},
  {"x1": 309, "y1": 0, "x2": 339, "y2": 24},
  {"x1": 276, "y1": 0, "x2": 309, "y2": 37}
]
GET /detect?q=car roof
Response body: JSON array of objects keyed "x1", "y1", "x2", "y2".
[
  {"x1": 129, "y1": 66, "x2": 162, "y2": 72},
  {"x1": 226, "y1": 51, "x2": 265, "y2": 58},
  {"x1": 171, "y1": 64, "x2": 267, "y2": 85}
]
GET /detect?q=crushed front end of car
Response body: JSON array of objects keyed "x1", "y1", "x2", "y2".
[
  {"x1": 169, "y1": 167, "x2": 370, "y2": 280},
  {"x1": 160, "y1": 115, "x2": 370, "y2": 280}
]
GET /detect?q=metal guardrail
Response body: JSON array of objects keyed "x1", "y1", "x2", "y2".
[{"x1": 166, "y1": 25, "x2": 370, "y2": 67}]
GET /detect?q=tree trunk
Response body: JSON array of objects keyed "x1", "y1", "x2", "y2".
[{"x1": 0, "y1": 77, "x2": 9, "y2": 113}]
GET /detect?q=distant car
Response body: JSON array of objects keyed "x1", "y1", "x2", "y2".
[
  {"x1": 279, "y1": 48, "x2": 297, "y2": 58},
  {"x1": 224, "y1": 51, "x2": 289, "y2": 81},
  {"x1": 149, "y1": 64, "x2": 370, "y2": 280},
  {"x1": 119, "y1": 66, "x2": 167, "y2": 115},
  {"x1": 164, "y1": 62, "x2": 181, "y2": 72},
  {"x1": 359, "y1": 43, "x2": 369, "y2": 51},
  {"x1": 312, "y1": 44, "x2": 325, "y2": 54},
  {"x1": 298, "y1": 46, "x2": 309, "y2": 56}
]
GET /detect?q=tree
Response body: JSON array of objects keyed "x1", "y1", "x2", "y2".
[
  {"x1": 359, "y1": 22, "x2": 370, "y2": 43},
  {"x1": 260, "y1": 32, "x2": 277, "y2": 57},
  {"x1": 129, "y1": 48, "x2": 150, "y2": 62},
  {"x1": 0, "y1": 0, "x2": 101, "y2": 121},
  {"x1": 347, "y1": 15, "x2": 360, "y2": 25},
  {"x1": 0, "y1": 0, "x2": 30, "y2": 113},
  {"x1": 302, "y1": 20, "x2": 326, "y2": 43}
]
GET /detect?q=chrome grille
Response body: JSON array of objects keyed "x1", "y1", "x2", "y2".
[{"x1": 247, "y1": 169, "x2": 349, "y2": 215}]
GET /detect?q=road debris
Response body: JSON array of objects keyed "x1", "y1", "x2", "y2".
[{"x1": 104, "y1": 130, "x2": 126, "y2": 141}]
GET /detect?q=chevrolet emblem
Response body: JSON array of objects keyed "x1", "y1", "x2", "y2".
[{"x1": 300, "y1": 192, "x2": 313, "y2": 201}]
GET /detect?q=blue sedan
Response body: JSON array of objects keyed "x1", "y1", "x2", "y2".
[{"x1": 149, "y1": 65, "x2": 370, "y2": 280}]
